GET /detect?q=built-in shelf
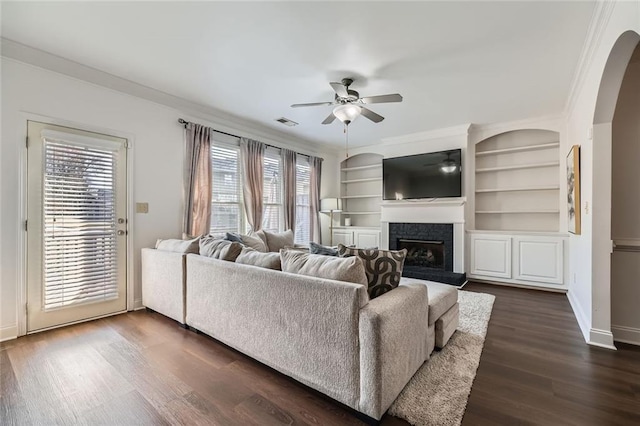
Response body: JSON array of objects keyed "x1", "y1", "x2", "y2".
[
  {"x1": 341, "y1": 177, "x2": 382, "y2": 184},
  {"x1": 342, "y1": 211, "x2": 381, "y2": 215},
  {"x1": 475, "y1": 185, "x2": 560, "y2": 193},
  {"x1": 476, "y1": 162, "x2": 560, "y2": 173},
  {"x1": 341, "y1": 194, "x2": 382, "y2": 199},
  {"x1": 340, "y1": 164, "x2": 382, "y2": 172},
  {"x1": 476, "y1": 210, "x2": 560, "y2": 214},
  {"x1": 475, "y1": 142, "x2": 560, "y2": 156}
]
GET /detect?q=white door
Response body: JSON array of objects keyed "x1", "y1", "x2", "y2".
[{"x1": 26, "y1": 121, "x2": 128, "y2": 332}]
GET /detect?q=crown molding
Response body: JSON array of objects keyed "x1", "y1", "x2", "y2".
[
  {"x1": 1, "y1": 38, "x2": 340, "y2": 156},
  {"x1": 564, "y1": 0, "x2": 617, "y2": 116}
]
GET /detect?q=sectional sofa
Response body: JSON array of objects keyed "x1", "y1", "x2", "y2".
[{"x1": 141, "y1": 246, "x2": 459, "y2": 421}]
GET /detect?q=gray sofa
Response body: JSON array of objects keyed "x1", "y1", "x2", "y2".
[{"x1": 141, "y1": 248, "x2": 459, "y2": 421}]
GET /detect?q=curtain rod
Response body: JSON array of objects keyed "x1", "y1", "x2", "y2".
[{"x1": 178, "y1": 118, "x2": 319, "y2": 159}]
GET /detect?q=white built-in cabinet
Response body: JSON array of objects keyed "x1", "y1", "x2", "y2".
[
  {"x1": 333, "y1": 153, "x2": 383, "y2": 247},
  {"x1": 468, "y1": 232, "x2": 566, "y2": 289}
]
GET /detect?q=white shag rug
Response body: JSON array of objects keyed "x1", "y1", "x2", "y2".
[{"x1": 388, "y1": 290, "x2": 496, "y2": 426}]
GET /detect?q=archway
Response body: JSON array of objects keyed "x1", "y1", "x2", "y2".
[
  {"x1": 610, "y1": 43, "x2": 640, "y2": 346},
  {"x1": 591, "y1": 30, "x2": 640, "y2": 349}
]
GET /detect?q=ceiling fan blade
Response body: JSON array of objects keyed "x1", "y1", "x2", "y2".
[
  {"x1": 360, "y1": 94, "x2": 403, "y2": 104},
  {"x1": 291, "y1": 101, "x2": 334, "y2": 108},
  {"x1": 360, "y1": 107, "x2": 384, "y2": 123},
  {"x1": 321, "y1": 112, "x2": 337, "y2": 125},
  {"x1": 330, "y1": 82, "x2": 348, "y2": 98}
]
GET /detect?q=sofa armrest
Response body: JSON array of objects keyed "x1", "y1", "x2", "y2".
[
  {"x1": 358, "y1": 284, "x2": 429, "y2": 420},
  {"x1": 141, "y1": 248, "x2": 186, "y2": 323}
]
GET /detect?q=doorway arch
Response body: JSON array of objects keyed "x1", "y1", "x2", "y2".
[{"x1": 591, "y1": 30, "x2": 640, "y2": 349}]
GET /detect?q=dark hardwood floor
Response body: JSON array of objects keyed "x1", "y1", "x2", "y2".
[{"x1": 1, "y1": 282, "x2": 639, "y2": 425}]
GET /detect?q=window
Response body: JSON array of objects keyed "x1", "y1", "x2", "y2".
[
  {"x1": 210, "y1": 144, "x2": 243, "y2": 235},
  {"x1": 295, "y1": 155, "x2": 311, "y2": 245},
  {"x1": 262, "y1": 147, "x2": 283, "y2": 232}
]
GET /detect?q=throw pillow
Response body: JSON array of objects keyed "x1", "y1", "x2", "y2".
[
  {"x1": 242, "y1": 231, "x2": 268, "y2": 252},
  {"x1": 199, "y1": 235, "x2": 243, "y2": 261},
  {"x1": 225, "y1": 232, "x2": 244, "y2": 244},
  {"x1": 155, "y1": 237, "x2": 200, "y2": 254},
  {"x1": 309, "y1": 241, "x2": 338, "y2": 256},
  {"x1": 263, "y1": 229, "x2": 294, "y2": 252},
  {"x1": 236, "y1": 247, "x2": 281, "y2": 270},
  {"x1": 280, "y1": 250, "x2": 368, "y2": 286},
  {"x1": 337, "y1": 244, "x2": 408, "y2": 298}
]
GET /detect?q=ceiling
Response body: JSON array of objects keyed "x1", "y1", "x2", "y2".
[{"x1": 1, "y1": 1, "x2": 596, "y2": 148}]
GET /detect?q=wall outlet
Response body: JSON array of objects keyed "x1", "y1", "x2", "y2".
[{"x1": 136, "y1": 202, "x2": 149, "y2": 214}]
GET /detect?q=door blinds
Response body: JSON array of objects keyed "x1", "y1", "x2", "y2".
[{"x1": 42, "y1": 139, "x2": 119, "y2": 310}]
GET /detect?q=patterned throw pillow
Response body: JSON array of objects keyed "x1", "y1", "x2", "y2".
[
  {"x1": 337, "y1": 244, "x2": 408, "y2": 298},
  {"x1": 199, "y1": 235, "x2": 243, "y2": 261},
  {"x1": 309, "y1": 241, "x2": 339, "y2": 256}
]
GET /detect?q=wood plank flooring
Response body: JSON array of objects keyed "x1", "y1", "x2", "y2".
[{"x1": 1, "y1": 282, "x2": 639, "y2": 425}]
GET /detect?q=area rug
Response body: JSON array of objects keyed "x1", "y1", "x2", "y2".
[{"x1": 388, "y1": 291, "x2": 496, "y2": 426}]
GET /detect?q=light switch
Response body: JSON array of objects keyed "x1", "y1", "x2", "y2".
[{"x1": 136, "y1": 202, "x2": 149, "y2": 214}]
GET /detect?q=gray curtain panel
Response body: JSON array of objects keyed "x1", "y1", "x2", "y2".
[
  {"x1": 309, "y1": 156, "x2": 323, "y2": 243},
  {"x1": 183, "y1": 123, "x2": 212, "y2": 237},
  {"x1": 282, "y1": 148, "x2": 297, "y2": 232},
  {"x1": 240, "y1": 138, "x2": 266, "y2": 231}
]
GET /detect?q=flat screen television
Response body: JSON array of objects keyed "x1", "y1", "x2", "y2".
[{"x1": 383, "y1": 149, "x2": 462, "y2": 200}]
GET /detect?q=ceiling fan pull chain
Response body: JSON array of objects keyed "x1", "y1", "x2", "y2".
[{"x1": 345, "y1": 123, "x2": 349, "y2": 158}]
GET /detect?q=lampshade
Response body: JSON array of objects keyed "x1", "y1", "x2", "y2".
[
  {"x1": 320, "y1": 198, "x2": 342, "y2": 212},
  {"x1": 333, "y1": 104, "x2": 361, "y2": 125}
]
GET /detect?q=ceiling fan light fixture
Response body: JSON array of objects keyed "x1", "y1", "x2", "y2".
[
  {"x1": 333, "y1": 104, "x2": 361, "y2": 125},
  {"x1": 440, "y1": 158, "x2": 457, "y2": 173}
]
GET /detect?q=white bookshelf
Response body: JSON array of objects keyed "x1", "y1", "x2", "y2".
[
  {"x1": 339, "y1": 153, "x2": 383, "y2": 229},
  {"x1": 475, "y1": 129, "x2": 561, "y2": 232}
]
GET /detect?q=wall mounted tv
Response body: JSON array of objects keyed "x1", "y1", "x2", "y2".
[{"x1": 383, "y1": 149, "x2": 462, "y2": 200}]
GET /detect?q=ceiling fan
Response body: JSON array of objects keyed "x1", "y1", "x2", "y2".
[{"x1": 291, "y1": 78, "x2": 403, "y2": 125}]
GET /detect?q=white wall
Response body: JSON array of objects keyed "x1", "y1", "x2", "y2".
[
  {"x1": 611, "y1": 44, "x2": 640, "y2": 344},
  {"x1": 565, "y1": 1, "x2": 640, "y2": 347},
  {"x1": 0, "y1": 58, "x2": 338, "y2": 340}
]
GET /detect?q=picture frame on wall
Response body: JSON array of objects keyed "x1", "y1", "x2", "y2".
[{"x1": 567, "y1": 145, "x2": 581, "y2": 235}]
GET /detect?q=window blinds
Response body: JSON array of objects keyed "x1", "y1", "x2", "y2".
[
  {"x1": 43, "y1": 140, "x2": 118, "y2": 310},
  {"x1": 211, "y1": 144, "x2": 242, "y2": 234},
  {"x1": 295, "y1": 156, "x2": 311, "y2": 244}
]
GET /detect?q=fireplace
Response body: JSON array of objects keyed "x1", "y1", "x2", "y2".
[
  {"x1": 398, "y1": 239, "x2": 445, "y2": 270},
  {"x1": 389, "y1": 223, "x2": 466, "y2": 286}
]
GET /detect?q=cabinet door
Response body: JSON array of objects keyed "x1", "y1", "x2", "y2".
[
  {"x1": 355, "y1": 230, "x2": 380, "y2": 248},
  {"x1": 470, "y1": 234, "x2": 512, "y2": 279},
  {"x1": 514, "y1": 237, "x2": 563, "y2": 284},
  {"x1": 332, "y1": 230, "x2": 353, "y2": 246}
]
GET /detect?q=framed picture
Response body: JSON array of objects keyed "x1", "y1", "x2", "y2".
[{"x1": 567, "y1": 145, "x2": 581, "y2": 235}]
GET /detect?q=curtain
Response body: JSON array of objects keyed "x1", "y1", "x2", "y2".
[
  {"x1": 183, "y1": 123, "x2": 212, "y2": 237},
  {"x1": 309, "y1": 156, "x2": 323, "y2": 243},
  {"x1": 240, "y1": 138, "x2": 266, "y2": 231},
  {"x1": 282, "y1": 148, "x2": 297, "y2": 232}
]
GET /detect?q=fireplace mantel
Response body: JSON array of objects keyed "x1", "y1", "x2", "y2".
[{"x1": 380, "y1": 199, "x2": 466, "y2": 274}]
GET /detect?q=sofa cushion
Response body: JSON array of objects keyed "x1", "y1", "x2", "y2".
[
  {"x1": 199, "y1": 236, "x2": 243, "y2": 261},
  {"x1": 400, "y1": 277, "x2": 458, "y2": 325},
  {"x1": 243, "y1": 232, "x2": 268, "y2": 252},
  {"x1": 264, "y1": 229, "x2": 294, "y2": 252},
  {"x1": 337, "y1": 244, "x2": 407, "y2": 299},
  {"x1": 280, "y1": 250, "x2": 368, "y2": 286},
  {"x1": 309, "y1": 241, "x2": 339, "y2": 256},
  {"x1": 236, "y1": 247, "x2": 281, "y2": 270},
  {"x1": 155, "y1": 237, "x2": 200, "y2": 254}
]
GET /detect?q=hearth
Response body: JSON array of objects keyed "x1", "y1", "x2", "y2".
[{"x1": 389, "y1": 222, "x2": 466, "y2": 287}]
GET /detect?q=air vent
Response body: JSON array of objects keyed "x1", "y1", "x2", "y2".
[{"x1": 275, "y1": 117, "x2": 298, "y2": 127}]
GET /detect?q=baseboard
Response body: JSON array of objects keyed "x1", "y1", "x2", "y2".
[
  {"x1": 589, "y1": 328, "x2": 616, "y2": 350},
  {"x1": 0, "y1": 324, "x2": 18, "y2": 342},
  {"x1": 612, "y1": 325, "x2": 640, "y2": 346},
  {"x1": 566, "y1": 290, "x2": 590, "y2": 343},
  {"x1": 133, "y1": 298, "x2": 144, "y2": 311}
]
